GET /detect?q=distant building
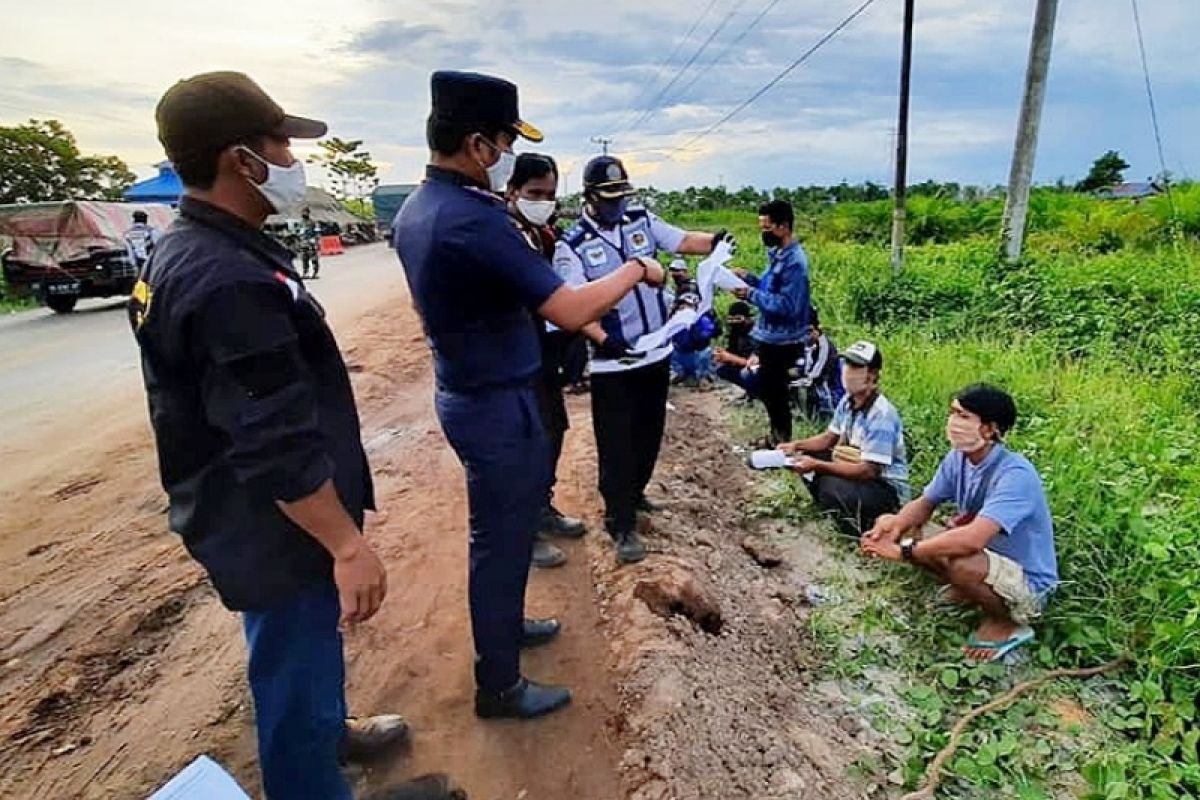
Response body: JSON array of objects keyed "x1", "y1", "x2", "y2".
[
  {"x1": 1098, "y1": 181, "x2": 1163, "y2": 201},
  {"x1": 123, "y1": 162, "x2": 183, "y2": 206}
]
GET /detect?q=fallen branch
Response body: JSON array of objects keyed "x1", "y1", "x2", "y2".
[{"x1": 900, "y1": 657, "x2": 1128, "y2": 800}]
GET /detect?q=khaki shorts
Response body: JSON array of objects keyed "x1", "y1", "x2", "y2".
[{"x1": 984, "y1": 550, "x2": 1043, "y2": 624}]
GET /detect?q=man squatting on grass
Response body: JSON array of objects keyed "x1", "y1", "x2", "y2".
[{"x1": 861, "y1": 384, "x2": 1060, "y2": 663}]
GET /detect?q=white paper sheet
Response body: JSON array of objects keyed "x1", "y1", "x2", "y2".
[
  {"x1": 714, "y1": 265, "x2": 749, "y2": 292},
  {"x1": 148, "y1": 756, "x2": 252, "y2": 800},
  {"x1": 749, "y1": 449, "x2": 793, "y2": 470},
  {"x1": 633, "y1": 307, "x2": 698, "y2": 352},
  {"x1": 694, "y1": 240, "x2": 737, "y2": 315}
]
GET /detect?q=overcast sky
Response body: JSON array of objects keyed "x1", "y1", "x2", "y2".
[{"x1": 3, "y1": 0, "x2": 1196, "y2": 192}]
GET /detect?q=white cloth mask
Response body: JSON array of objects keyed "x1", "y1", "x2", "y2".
[
  {"x1": 238, "y1": 147, "x2": 308, "y2": 214},
  {"x1": 516, "y1": 198, "x2": 556, "y2": 226}
]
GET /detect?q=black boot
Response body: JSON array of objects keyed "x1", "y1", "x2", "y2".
[
  {"x1": 614, "y1": 530, "x2": 646, "y2": 564},
  {"x1": 521, "y1": 617, "x2": 561, "y2": 648},
  {"x1": 531, "y1": 533, "x2": 566, "y2": 568},
  {"x1": 362, "y1": 773, "x2": 466, "y2": 800},
  {"x1": 475, "y1": 678, "x2": 572, "y2": 719},
  {"x1": 636, "y1": 494, "x2": 664, "y2": 514},
  {"x1": 540, "y1": 505, "x2": 586, "y2": 539}
]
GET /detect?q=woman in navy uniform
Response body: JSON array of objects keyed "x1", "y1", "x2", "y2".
[
  {"x1": 504, "y1": 153, "x2": 589, "y2": 570},
  {"x1": 554, "y1": 156, "x2": 734, "y2": 563},
  {"x1": 394, "y1": 72, "x2": 666, "y2": 720}
]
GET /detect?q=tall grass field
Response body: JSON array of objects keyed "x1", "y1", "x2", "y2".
[{"x1": 673, "y1": 189, "x2": 1199, "y2": 799}]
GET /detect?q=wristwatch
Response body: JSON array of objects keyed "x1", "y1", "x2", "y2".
[{"x1": 900, "y1": 537, "x2": 916, "y2": 561}]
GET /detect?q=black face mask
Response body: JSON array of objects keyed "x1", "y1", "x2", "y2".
[{"x1": 761, "y1": 230, "x2": 782, "y2": 248}]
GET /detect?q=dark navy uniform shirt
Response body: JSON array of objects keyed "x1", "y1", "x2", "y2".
[
  {"x1": 130, "y1": 197, "x2": 373, "y2": 611},
  {"x1": 393, "y1": 166, "x2": 564, "y2": 392}
]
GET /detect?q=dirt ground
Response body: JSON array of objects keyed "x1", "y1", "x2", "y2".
[{"x1": 0, "y1": 279, "x2": 878, "y2": 799}]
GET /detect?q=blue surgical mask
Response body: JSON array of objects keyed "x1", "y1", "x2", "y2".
[{"x1": 591, "y1": 197, "x2": 628, "y2": 226}]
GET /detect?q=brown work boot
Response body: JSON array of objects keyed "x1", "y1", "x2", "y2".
[
  {"x1": 341, "y1": 715, "x2": 410, "y2": 763},
  {"x1": 361, "y1": 773, "x2": 467, "y2": 799}
]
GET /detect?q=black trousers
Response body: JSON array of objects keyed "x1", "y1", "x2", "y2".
[
  {"x1": 805, "y1": 471, "x2": 899, "y2": 537},
  {"x1": 533, "y1": 375, "x2": 568, "y2": 508},
  {"x1": 756, "y1": 342, "x2": 803, "y2": 442},
  {"x1": 590, "y1": 358, "x2": 671, "y2": 535},
  {"x1": 562, "y1": 335, "x2": 589, "y2": 385}
]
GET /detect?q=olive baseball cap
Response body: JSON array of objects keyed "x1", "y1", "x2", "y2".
[{"x1": 156, "y1": 71, "x2": 327, "y2": 161}]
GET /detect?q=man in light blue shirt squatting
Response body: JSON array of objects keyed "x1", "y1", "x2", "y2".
[
  {"x1": 780, "y1": 340, "x2": 909, "y2": 537},
  {"x1": 862, "y1": 384, "x2": 1059, "y2": 663},
  {"x1": 554, "y1": 155, "x2": 734, "y2": 564}
]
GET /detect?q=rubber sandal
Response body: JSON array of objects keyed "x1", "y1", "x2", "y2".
[{"x1": 964, "y1": 625, "x2": 1035, "y2": 663}]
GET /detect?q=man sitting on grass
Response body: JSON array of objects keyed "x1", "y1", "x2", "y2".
[
  {"x1": 861, "y1": 384, "x2": 1059, "y2": 663},
  {"x1": 779, "y1": 340, "x2": 909, "y2": 536}
]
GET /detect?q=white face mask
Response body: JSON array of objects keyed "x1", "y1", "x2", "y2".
[
  {"x1": 475, "y1": 137, "x2": 516, "y2": 193},
  {"x1": 238, "y1": 146, "x2": 308, "y2": 214},
  {"x1": 516, "y1": 198, "x2": 556, "y2": 226},
  {"x1": 946, "y1": 415, "x2": 988, "y2": 453}
]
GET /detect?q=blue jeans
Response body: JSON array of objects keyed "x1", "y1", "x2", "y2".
[
  {"x1": 243, "y1": 582, "x2": 350, "y2": 800},
  {"x1": 436, "y1": 384, "x2": 550, "y2": 692},
  {"x1": 671, "y1": 347, "x2": 714, "y2": 380}
]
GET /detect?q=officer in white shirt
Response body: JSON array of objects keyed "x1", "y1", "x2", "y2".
[
  {"x1": 124, "y1": 210, "x2": 163, "y2": 269},
  {"x1": 553, "y1": 155, "x2": 733, "y2": 563}
]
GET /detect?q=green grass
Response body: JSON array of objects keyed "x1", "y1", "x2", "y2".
[{"x1": 674, "y1": 207, "x2": 1200, "y2": 798}]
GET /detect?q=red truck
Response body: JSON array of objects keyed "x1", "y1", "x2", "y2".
[{"x1": 0, "y1": 201, "x2": 175, "y2": 313}]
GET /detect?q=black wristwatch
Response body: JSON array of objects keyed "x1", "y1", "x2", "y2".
[{"x1": 900, "y1": 537, "x2": 916, "y2": 562}]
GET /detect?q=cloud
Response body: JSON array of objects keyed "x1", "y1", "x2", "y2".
[{"x1": 1, "y1": 0, "x2": 1196, "y2": 189}]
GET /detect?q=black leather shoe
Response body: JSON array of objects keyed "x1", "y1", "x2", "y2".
[
  {"x1": 636, "y1": 495, "x2": 665, "y2": 513},
  {"x1": 362, "y1": 773, "x2": 467, "y2": 800},
  {"x1": 531, "y1": 535, "x2": 566, "y2": 568},
  {"x1": 541, "y1": 506, "x2": 587, "y2": 539},
  {"x1": 521, "y1": 617, "x2": 561, "y2": 648},
  {"x1": 475, "y1": 678, "x2": 572, "y2": 719},
  {"x1": 615, "y1": 530, "x2": 646, "y2": 564}
]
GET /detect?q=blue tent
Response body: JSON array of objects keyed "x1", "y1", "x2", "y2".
[{"x1": 124, "y1": 162, "x2": 182, "y2": 205}]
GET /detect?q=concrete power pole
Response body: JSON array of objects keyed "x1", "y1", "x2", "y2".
[
  {"x1": 1000, "y1": 0, "x2": 1059, "y2": 263},
  {"x1": 890, "y1": 0, "x2": 915, "y2": 274},
  {"x1": 590, "y1": 136, "x2": 613, "y2": 155}
]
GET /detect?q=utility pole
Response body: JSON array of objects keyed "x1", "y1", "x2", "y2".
[
  {"x1": 590, "y1": 136, "x2": 613, "y2": 155},
  {"x1": 890, "y1": 0, "x2": 915, "y2": 275},
  {"x1": 1000, "y1": 0, "x2": 1059, "y2": 263}
]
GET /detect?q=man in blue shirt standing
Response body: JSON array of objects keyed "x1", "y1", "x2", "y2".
[
  {"x1": 862, "y1": 384, "x2": 1059, "y2": 663},
  {"x1": 395, "y1": 72, "x2": 667, "y2": 719},
  {"x1": 734, "y1": 199, "x2": 810, "y2": 445}
]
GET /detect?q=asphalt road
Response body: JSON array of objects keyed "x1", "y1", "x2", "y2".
[{"x1": 0, "y1": 242, "x2": 404, "y2": 474}]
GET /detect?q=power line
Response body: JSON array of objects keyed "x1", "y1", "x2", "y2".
[
  {"x1": 611, "y1": 0, "x2": 723, "y2": 135},
  {"x1": 1129, "y1": 0, "x2": 1185, "y2": 263},
  {"x1": 672, "y1": 0, "x2": 883, "y2": 153},
  {"x1": 624, "y1": 0, "x2": 750, "y2": 135},
  {"x1": 668, "y1": 0, "x2": 786, "y2": 109}
]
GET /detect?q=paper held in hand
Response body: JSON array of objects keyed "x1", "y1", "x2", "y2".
[
  {"x1": 748, "y1": 449, "x2": 793, "y2": 470},
  {"x1": 695, "y1": 240, "x2": 744, "y2": 315},
  {"x1": 633, "y1": 306, "x2": 698, "y2": 352}
]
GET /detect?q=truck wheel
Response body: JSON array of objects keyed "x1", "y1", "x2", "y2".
[{"x1": 46, "y1": 295, "x2": 78, "y2": 314}]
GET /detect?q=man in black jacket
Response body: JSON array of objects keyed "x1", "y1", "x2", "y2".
[{"x1": 130, "y1": 71, "x2": 457, "y2": 800}]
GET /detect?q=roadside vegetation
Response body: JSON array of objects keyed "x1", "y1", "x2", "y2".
[{"x1": 675, "y1": 184, "x2": 1200, "y2": 798}]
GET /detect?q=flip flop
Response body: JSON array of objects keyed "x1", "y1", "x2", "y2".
[{"x1": 964, "y1": 625, "x2": 1035, "y2": 663}]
